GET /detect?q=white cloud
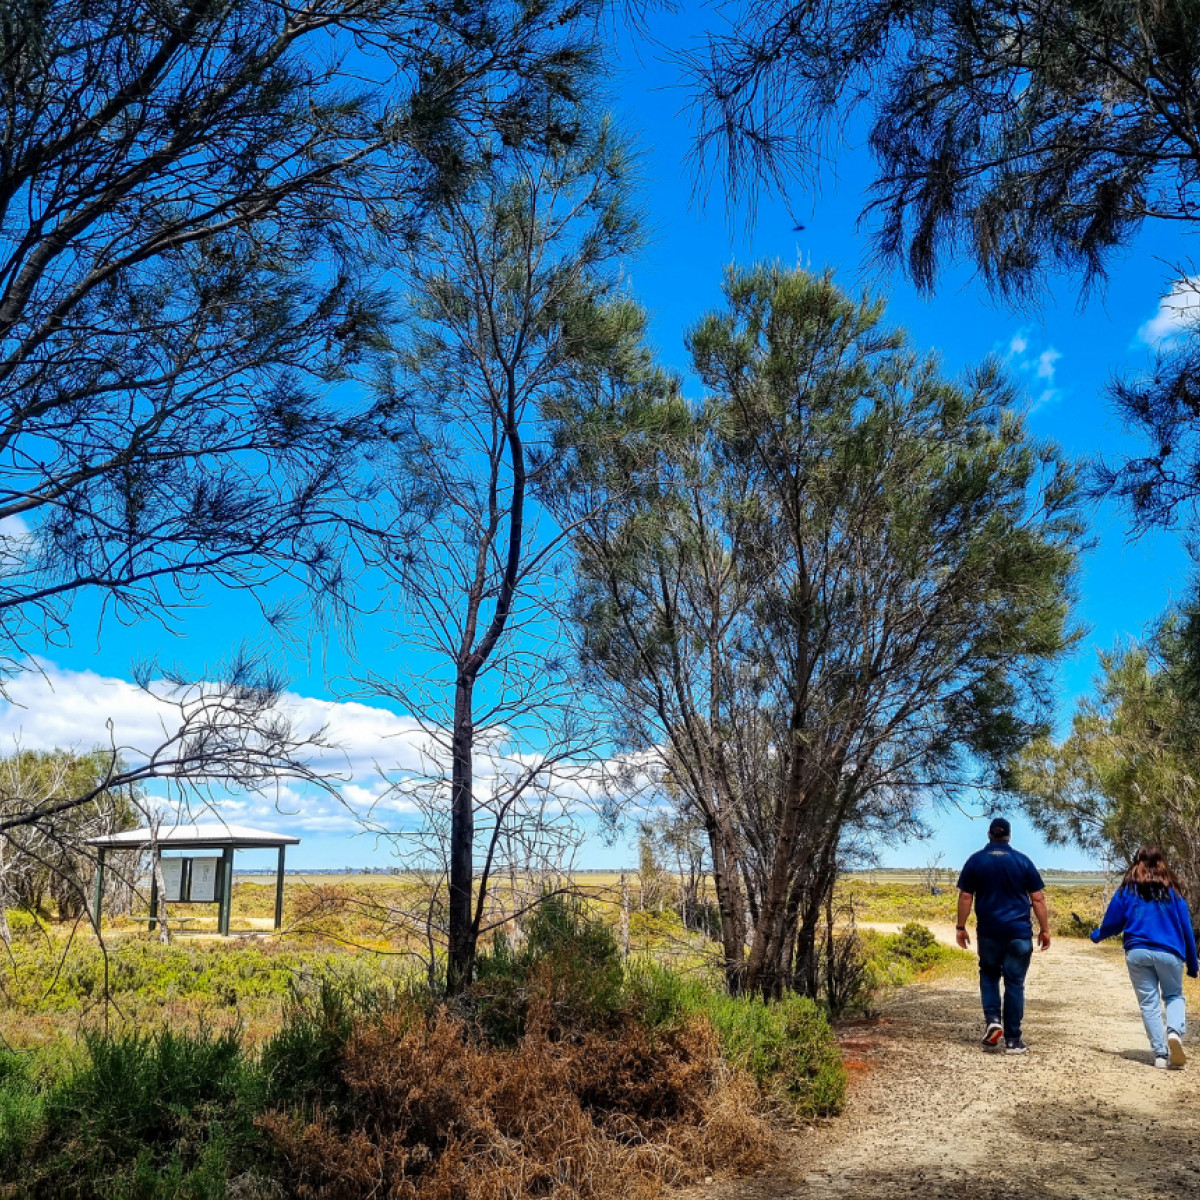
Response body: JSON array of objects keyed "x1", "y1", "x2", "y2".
[
  {"x1": 1138, "y1": 277, "x2": 1200, "y2": 345},
  {"x1": 340, "y1": 781, "x2": 393, "y2": 810},
  {"x1": 0, "y1": 661, "x2": 434, "y2": 770},
  {"x1": 0, "y1": 662, "x2": 438, "y2": 835},
  {"x1": 0, "y1": 513, "x2": 35, "y2": 580},
  {"x1": 292, "y1": 696, "x2": 436, "y2": 780},
  {"x1": 0, "y1": 662, "x2": 172, "y2": 750},
  {"x1": 1035, "y1": 348, "x2": 1061, "y2": 381},
  {"x1": 0, "y1": 662, "x2": 613, "y2": 844},
  {"x1": 1001, "y1": 327, "x2": 1063, "y2": 410}
]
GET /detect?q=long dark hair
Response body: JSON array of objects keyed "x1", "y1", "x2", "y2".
[{"x1": 1121, "y1": 845, "x2": 1185, "y2": 902}]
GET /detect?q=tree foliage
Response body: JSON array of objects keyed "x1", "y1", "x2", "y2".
[
  {"x1": 1095, "y1": 288, "x2": 1200, "y2": 535},
  {"x1": 683, "y1": 0, "x2": 1200, "y2": 535},
  {"x1": 359, "y1": 118, "x2": 666, "y2": 991},
  {"x1": 1015, "y1": 609, "x2": 1200, "y2": 904},
  {"x1": 686, "y1": 0, "x2": 1200, "y2": 295},
  {"x1": 0, "y1": 0, "x2": 604, "y2": 842},
  {"x1": 572, "y1": 265, "x2": 1083, "y2": 995},
  {"x1": 0, "y1": 748, "x2": 138, "y2": 932},
  {"x1": 0, "y1": 0, "x2": 603, "y2": 674}
]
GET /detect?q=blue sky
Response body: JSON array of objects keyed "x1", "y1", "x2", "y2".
[{"x1": 2, "y1": 11, "x2": 1196, "y2": 873}]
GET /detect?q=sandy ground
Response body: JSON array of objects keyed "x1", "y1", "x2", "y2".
[{"x1": 678, "y1": 923, "x2": 1200, "y2": 1200}]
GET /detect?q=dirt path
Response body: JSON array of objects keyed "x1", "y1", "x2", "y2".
[{"x1": 682, "y1": 924, "x2": 1200, "y2": 1200}]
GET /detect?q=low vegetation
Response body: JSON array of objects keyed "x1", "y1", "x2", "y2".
[
  {"x1": 858, "y1": 923, "x2": 973, "y2": 994},
  {"x1": 835, "y1": 880, "x2": 1109, "y2": 939},
  {"x1": 0, "y1": 896, "x2": 844, "y2": 1200},
  {"x1": 0, "y1": 875, "x2": 1088, "y2": 1197}
]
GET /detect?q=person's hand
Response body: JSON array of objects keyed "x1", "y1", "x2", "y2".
[
  {"x1": 956, "y1": 926, "x2": 970, "y2": 949},
  {"x1": 1038, "y1": 929, "x2": 1051, "y2": 951}
]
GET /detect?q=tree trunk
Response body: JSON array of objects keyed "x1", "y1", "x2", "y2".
[
  {"x1": 794, "y1": 917, "x2": 819, "y2": 998},
  {"x1": 778, "y1": 873, "x2": 808, "y2": 994},
  {"x1": 446, "y1": 672, "x2": 475, "y2": 995},
  {"x1": 823, "y1": 886, "x2": 837, "y2": 1012},
  {"x1": 443, "y1": 391, "x2": 526, "y2": 996},
  {"x1": 0, "y1": 839, "x2": 11, "y2": 946},
  {"x1": 620, "y1": 871, "x2": 630, "y2": 959},
  {"x1": 782, "y1": 827, "x2": 841, "y2": 999},
  {"x1": 704, "y1": 811, "x2": 749, "y2": 993},
  {"x1": 743, "y1": 763, "x2": 807, "y2": 996}
]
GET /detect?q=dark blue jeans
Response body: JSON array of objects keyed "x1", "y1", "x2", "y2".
[{"x1": 977, "y1": 934, "x2": 1033, "y2": 1040}]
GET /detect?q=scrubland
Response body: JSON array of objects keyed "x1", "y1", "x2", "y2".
[
  {"x1": 0, "y1": 879, "x2": 977, "y2": 1199},
  {"x1": 835, "y1": 879, "x2": 1110, "y2": 938}
]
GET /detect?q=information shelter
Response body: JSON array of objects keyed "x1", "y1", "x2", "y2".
[{"x1": 87, "y1": 824, "x2": 300, "y2": 935}]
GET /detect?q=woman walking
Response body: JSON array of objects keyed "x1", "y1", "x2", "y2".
[{"x1": 1091, "y1": 845, "x2": 1199, "y2": 1069}]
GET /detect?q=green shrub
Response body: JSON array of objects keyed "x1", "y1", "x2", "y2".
[
  {"x1": 622, "y1": 960, "x2": 692, "y2": 1030},
  {"x1": 0, "y1": 914, "x2": 848, "y2": 1196},
  {"x1": 52, "y1": 1029, "x2": 255, "y2": 1156},
  {"x1": 4, "y1": 910, "x2": 47, "y2": 942},
  {"x1": 1050, "y1": 890, "x2": 1107, "y2": 938},
  {"x1": 620, "y1": 964, "x2": 845, "y2": 1117},
  {"x1": 627, "y1": 907, "x2": 687, "y2": 942},
  {"x1": 0, "y1": 1051, "x2": 45, "y2": 1185},
  {"x1": 473, "y1": 893, "x2": 625, "y2": 1043},
  {"x1": 693, "y1": 990, "x2": 845, "y2": 1116},
  {"x1": 475, "y1": 902, "x2": 845, "y2": 1115},
  {"x1": 107, "y1": 1136, "x2": 234, "y2": 1200},
  {"x1": 0, "y1": 1030, "x2": 263, "y2": 1199},
  {"x1": 858, "y1": 922, "x2": 966, "y2": 998},
  {"x1": 259, "y1": 975, "x2": 412, "y2": 1110},
  {"x1": 0, "y1": 938, "x2": 359, "y2": 1014},
  {"x1": 891, "y1": 922, "x2": 945, "y2": 969},
  {"x1": 834, "y1": 883, "x2": 957, "y2": 925}
]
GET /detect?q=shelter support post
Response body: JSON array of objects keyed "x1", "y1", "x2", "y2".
[
  {"x1": 274, "y1": 845, "x2": 286, "y2": 931},
  {"x1": 149, "y1": 861, "x2": 158, "y2": 933},
  {"x1": 219, "y1": 847, "x2": 234, "y2": 936},
  {"x1": 92, "y1": 848, "x2": 105, "y2": 932}
]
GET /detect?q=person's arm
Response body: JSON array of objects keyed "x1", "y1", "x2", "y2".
[
  {"x1": 1029, "y1": 890, "x2": 1051, "y2": 950},
  {"x1": 1177, "y1": 895, "x2": 1199, "y2": 978},
  {"x1": 956, "y1": 890, "x2": 973, "y2": 948},
  {"x1": 1090, "y1": 890, "x2": 1127, "y2": 944}
]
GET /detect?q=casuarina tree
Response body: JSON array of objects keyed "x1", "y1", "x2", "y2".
[
  {"x1": 572, "y1": 265, "x2": 1084, "y2": 997},
  {"x1": 360, "y1": 118, "x2": 666, "y2": 993},
  {"x1": 0, "y1": 0, "x2": 604, "y2": 853},
  {"x1": 682, "y1": 0, "x2": 1200, "y2": 537},
  {"x1": 1014, "y1": 607, "x2": 1200, "y2": 909}
]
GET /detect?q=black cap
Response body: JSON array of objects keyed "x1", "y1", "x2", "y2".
[{"x1": 988, "y1": 817, "x2": 1012, "y2": 839}]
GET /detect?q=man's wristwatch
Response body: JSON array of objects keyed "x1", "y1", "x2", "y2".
[{"x1": 956, "y1": 925, "x2": 967, "y2": 931}]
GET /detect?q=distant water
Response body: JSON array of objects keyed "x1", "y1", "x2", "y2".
[{"x1": 230, "y1": 868, "x2": 1110, "y2": 887}]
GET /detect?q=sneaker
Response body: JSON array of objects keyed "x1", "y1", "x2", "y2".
[
  {"x1": 1168, "y1": 1030, "x2": 1187, "y2": 1069},
  {"x1": 1155, "y1": 1056, "x2": 1170, "y2": 1070},
  {"x1": 1005, "y1": 1038, "x2": 1028, "y2": 1055},
  {"x1": 982, "y1": 1021, "x2": 1004, "y2": 1050}
]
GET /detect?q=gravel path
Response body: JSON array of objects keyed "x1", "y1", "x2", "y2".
[{"x1": 679, "y1": 924, "x2": 1200, "y2": 1200}]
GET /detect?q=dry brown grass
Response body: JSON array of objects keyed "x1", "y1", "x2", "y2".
[{"x1": 259, "y1": 1002, "x2": 776, "y2": 1200}]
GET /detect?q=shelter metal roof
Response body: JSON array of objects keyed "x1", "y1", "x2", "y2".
[{"x1": 87, "y1": 823, "x2": 300, "y2": 851}]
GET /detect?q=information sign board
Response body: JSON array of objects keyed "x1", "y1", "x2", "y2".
[
  {"x1": 160, "y1": 858, "x2": 185, "y2": 903},
  {"x1": 189, "y1": 857, "x2": 221, "y2": 903}
]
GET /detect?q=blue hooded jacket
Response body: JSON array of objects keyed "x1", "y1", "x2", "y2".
[{"x1": 1090, "y1": 886, "x2": 1199, "y2": 977}]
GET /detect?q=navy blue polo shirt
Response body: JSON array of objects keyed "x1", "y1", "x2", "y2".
[{"x1": 956, "y1": 842, "x2": 1045, "y2": 939}]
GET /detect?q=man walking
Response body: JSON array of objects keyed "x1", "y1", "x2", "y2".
[{"x1": 956, "y1": 817, "x2": 1051, "y2": 1054}]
